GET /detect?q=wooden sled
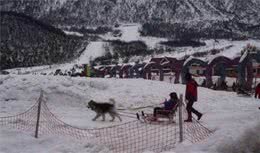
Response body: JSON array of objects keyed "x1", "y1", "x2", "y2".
[{"x1": 137, "y1": 105, "x2": 178, "y2": 124}]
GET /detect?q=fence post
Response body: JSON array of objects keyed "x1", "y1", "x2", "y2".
[
  {"x1": 179, "y1": 94, "x2": 183, "y2": 142},
  {"x1": 35, "y1": 90, "x2": 43, "y2": 138}
]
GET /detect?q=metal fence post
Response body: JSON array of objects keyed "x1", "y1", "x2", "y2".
[
  {"x1": 35, "y1": 90, "x2": 43, "y2": 138},
  {"x1": 179, "y1": 94, "x2": 183, "y2": 142}
]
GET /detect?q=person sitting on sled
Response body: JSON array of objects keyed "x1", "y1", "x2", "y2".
[{"x1": 153, "y1": 92, "x2": 178, "y2": 117}]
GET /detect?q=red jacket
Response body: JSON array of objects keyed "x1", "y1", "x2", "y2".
[
  {"x1": 185, "y1": 79, "x2": 198, "y2": 102},
  {"x1": 255, "y1": 85, "x2": 260, "y2": 99}
]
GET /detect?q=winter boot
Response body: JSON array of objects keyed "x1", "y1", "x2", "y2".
[
  {"x1": 197, "y1": 113, "x2": 203, "y2": 120},
  {"x1": 185, "y1": 111, "x2": 192, "y2": 122},
  {"x1": 184, "y1": 114, "x2": 192, "y2": 122}
]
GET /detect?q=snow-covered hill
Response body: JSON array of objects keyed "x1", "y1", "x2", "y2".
[{"x1": 0, "y1": 75, "x2": 260, "y2": 153}]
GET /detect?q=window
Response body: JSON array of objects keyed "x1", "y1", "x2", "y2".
[{"x1": 257, "y1": 68, "x2": 260, "y2": 74}]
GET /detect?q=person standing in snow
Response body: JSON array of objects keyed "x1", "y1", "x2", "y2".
[
  {"x1": 254, "y1": 83, "x2": 260, "y2": 109},
  {"x1": 184, "y1": 72, "x2": 202, "y2": 122},
  {"x1": 255, "y1": 83, "x2": 260, "y2": 99},
  {"x1": 153, "y1": 92, "x2": 178, "y2": 117}
]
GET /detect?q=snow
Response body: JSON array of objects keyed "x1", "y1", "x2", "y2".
[
  {"x1": 76, "y1": 41, "x2": 107, "y2": 64},
  {"x1": 116, "y1": 24, "x2": 141, "y2": 42},
  {"x1": 155, "y1": 39, "x2": 260, "y2": 60},
  {"x1": 207, "y1": 55, "x2": 223, "y2": 65},
  {"x1": 64, "y1": 30, "x2": 84, "y2": 37},
  {"x1": 100, "y1": 23, "x2": 167, "y2": 49},
  {"x1": 1, "y1": 74, "x2": 260, "y2": 153},
  {"x1": 183, "y1": 56, "x2": 195, "y2": 66}
]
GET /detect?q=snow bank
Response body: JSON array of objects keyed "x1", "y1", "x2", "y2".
[
  {"x1": 217, "y1": 122, "x2": 260, "y2": 153},
  {"x1": 1, "y1": 74, "x2": 260, "y2": 153}
]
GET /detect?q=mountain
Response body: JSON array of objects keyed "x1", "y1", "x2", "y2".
[
  {"x1": 1, "y1": 0, "x2": 260, "y2": 25},
  {"x1": 0, "y1": 0, "x2": 260, "y2": 39},
  {"x1": 1, "y1": 0, "x2": 260, "y2": 70},
  {"x1": 0, "y1": 11, "x2": 87, "y2": 70}
]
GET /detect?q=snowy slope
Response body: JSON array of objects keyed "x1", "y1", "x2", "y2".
[
  {"x1": 100, "y1": 23, "x2": 167, "y2": 49},
  {"x1": 76, "y1": 41, "x2": 107, "y2": 64},
  {"x1": 4, "y1": 41, "x2": 109, "y2": 75},
  {"x1": 0, "y1": 75, "x2": 260, "y2": 153}
]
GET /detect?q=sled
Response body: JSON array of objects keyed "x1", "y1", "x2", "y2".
[
  {"x1": 236, "y1": 88, "x2": 251, "y2": 97},
  {"x1": 136, "y1": 106, "x2": 178, "y2": 124}
]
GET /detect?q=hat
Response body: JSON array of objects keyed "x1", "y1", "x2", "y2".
[
  {"x1": 169, "y1": 92, "x2": 178, "y2": 100},
  {"x1": 185, "y1": 72, "x2": 192, "y2": 81}
]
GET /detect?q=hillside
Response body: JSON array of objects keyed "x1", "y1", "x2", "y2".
[
  {"x1": 0, "y1": 11, "x2": 87, "y2": 70},
  {"x1": 1, "y1": 0, "x2": 260, "y2": 39}
]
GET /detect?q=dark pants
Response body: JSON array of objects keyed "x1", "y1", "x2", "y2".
[
  {"x1": 153, "y1": 107, "x2": 164, "y2": 117},
  {"x1": 186, "y1": 100, "x2": 201, "y2": 120}
]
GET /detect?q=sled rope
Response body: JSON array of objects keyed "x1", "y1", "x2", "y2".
[
  {"x1": 117, "y1": 104, "x2": 160, "y2": 111},
  {"x1": 118, "y1": 112, "x2": 137, "y2": 119}
]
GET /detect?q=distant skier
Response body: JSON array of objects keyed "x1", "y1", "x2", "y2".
[
  {"x1": 254, "y1": 83, "x2": 260, "y2": 109},
  {"x1": 184, "y1": 72, "x2": 202, "y2": 122}
]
